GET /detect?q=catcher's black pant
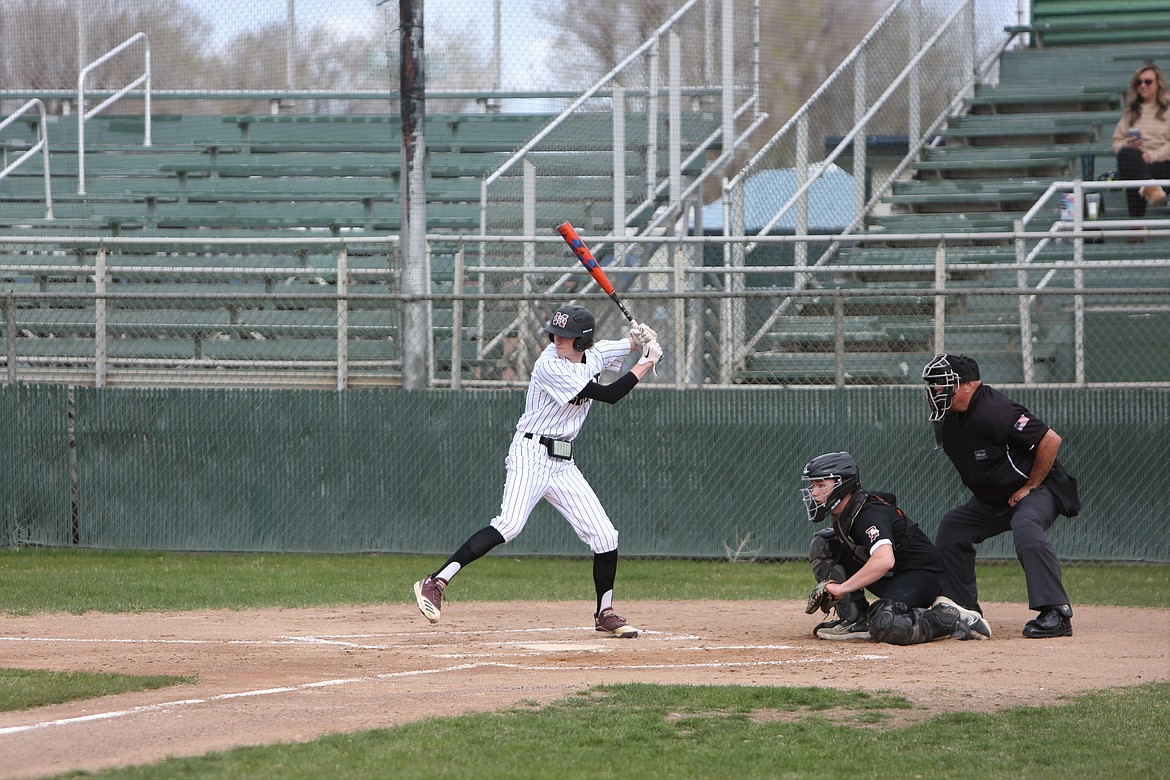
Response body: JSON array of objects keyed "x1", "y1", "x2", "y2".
[
  {"x1": 849, "y1": 564, "x2": 942, "y2": 611},
  {"x1": 827, "y1": 545, "x2": 942, "y2": 611},
  {"x1": 935, "y1": 487, "x2": 1069, "y2": 613}
]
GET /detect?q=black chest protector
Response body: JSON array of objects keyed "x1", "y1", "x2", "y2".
[{"x1": 832, "y1": 491, "x2": 916, "y2": 564}]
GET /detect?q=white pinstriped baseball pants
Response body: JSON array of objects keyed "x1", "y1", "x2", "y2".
[{"x1": 489, "y1": 432, "x2": 619, "y2": 554}]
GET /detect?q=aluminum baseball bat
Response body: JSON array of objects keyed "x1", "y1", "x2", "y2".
[{"x1": 555, "y1": 221, "x2": 636, "y2": 323}]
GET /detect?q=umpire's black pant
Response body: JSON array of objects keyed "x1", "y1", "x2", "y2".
[{"x1": 935, "y1": 487, "x2": 1069, "y2": 613}]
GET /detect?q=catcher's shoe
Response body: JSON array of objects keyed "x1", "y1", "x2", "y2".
[
  {"x1": 413, "y1": 575, "x2": 446, "y2": 624},
  {"x1": 932, "y1": 596, "x2": 991, "y2": 640},
  {"x1": 814, "y1": 618, "x2": 871, "y2": 641},
  {"x1": 595, "y1": 608, "x2": 639, "y2": 638},
  {"x1": 1022, "y1": 605, "x2": 1073, "y2": 638}
]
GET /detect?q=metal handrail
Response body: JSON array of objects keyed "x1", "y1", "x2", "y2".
[
  {"x1": 479, "y1": 0, "x2": 703, "y2": 192},
  {"x1": 470, "y1": 0, "x2": 763, "y2": 361},
  {"x1": 0, "y1": 98, "x2": 53, "y2": 219},
  {"x1": 729, "y1": 0, "x2": 1000, "y2": 371},
  {"x1": 735, "y1": 0, "x2": 971, "y2": 253},
  {"x1": 77, "y1": 32, "x2": 151, "y2": 194}
]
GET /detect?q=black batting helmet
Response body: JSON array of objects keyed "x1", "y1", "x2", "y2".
[
  {"x1": 801, "y1": 451, "x2": 861, "y2": 523},
  {"x1": 545, "y1": 304, "x2": 595, "y2": 352}
]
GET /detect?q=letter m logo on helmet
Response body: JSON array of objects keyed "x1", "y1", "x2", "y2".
[{"x1": 544, "y1": 304, "x2": 596, "y2": 352}]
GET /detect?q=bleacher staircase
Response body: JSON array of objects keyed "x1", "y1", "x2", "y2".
[{"x1": 742, "y1": 41, "x2": 1170, "y2": 386}]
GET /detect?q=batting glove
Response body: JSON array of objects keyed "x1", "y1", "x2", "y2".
[
  {"x1": 637, "y1": 338, "x2": 663, "y2": 375},
  {"x1": 628, "y1": 321, "x2": 658, "y2": 348}
]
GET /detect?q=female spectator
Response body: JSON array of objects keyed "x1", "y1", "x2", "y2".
[{"x1": 1112, "y1": 64, "x2": 1170, "y2": 220}]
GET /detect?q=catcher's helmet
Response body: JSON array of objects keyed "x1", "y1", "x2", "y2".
[
  {"x1": 921, "y1": 353, "x2": 980, "y2": 421},
  {"x1": 801, "y1": 451, "x2": 861, "y2": 523},
  {"x1": 545, "y1": 304, "x2": 595, "y2": 352}
]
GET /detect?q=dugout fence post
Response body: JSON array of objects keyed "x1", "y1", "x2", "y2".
[{"x1": 5, "y1": 292, "x2": 15, "y2": 385}]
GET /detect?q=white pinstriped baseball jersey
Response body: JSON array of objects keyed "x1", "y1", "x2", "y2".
[
  {"x1": 514, "y1": 338, "x2": 632, "y2": 440},
  {"x1": 489, "y1": 337, "x2": 634, "y2": 553}
]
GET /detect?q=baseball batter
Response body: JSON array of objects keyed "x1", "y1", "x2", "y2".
[{"x1": 414, "y1": 304, "x2": 662, "y2": 638}]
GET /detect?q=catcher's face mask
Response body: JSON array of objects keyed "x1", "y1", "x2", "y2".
[
  {"x1": 922, "y1": 355, "x2": 961, "y2": 422},
  {"x1": 802, "y1": 477, "x2": 843, "y2": 523}
]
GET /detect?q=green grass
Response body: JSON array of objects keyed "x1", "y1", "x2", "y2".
[
  {"x1": 1, "y1": 551, "x2": 1165, "y2": 779},
  {"x1": 1, "y1": 549, "x2": 1167, "y2": 614},
  {"x1": 49, "y1": 682, "x2": 1170, "y2": 779},
  {"x1": 0, "y1": 668, "x2": 194, "y2": 712}
]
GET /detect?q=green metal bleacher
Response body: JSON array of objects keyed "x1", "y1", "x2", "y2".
[
  {"x1": 1009, "y1": 0, "x2": 1170, "y2": 48},
  {"x1": 739, "y1": 36, "x2": 1170, "y2": 386},
  {"x1": 1, "y1": 104, "x2": 720, "y2": 383}
]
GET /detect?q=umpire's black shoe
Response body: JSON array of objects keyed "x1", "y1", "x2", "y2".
[{"x1": 1022, "y1": 605, "x2": 1073, "y2": 638}]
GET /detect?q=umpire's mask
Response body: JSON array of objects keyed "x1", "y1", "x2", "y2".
[{"x1": 921, "y1": 353, "x2": 979, "y2": 421}]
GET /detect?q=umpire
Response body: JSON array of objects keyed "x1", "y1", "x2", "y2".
[{"x1": 921, "y1": 354, "x2": 1081, "y2": 639}]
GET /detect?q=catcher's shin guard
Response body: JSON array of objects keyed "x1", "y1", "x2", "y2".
[{"x1": 868, "y1": 599, "x2": 961, "y2": 645}]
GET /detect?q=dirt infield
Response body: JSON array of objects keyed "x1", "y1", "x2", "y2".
[{"x1": 2, "y1": 601, "x2": 1166, "y2": 779}]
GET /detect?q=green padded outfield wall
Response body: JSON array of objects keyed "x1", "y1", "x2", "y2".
[{"x1": 2, "y1": 384, "x2": 1168, "y2": 562}]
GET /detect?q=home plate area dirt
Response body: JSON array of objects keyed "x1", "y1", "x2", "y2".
[{"x1": 1, "y1": 601, "x2": 1166, "y2": 779}]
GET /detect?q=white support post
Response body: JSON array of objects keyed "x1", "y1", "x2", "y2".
[
  {"x1": 6, "y1": 293, "x2": 17, "y2": 385},
  {"x1": 852, "y1": 49, "x2": 868, "y2": 229},
  {"x1": 1072, "y1": 180, "x2": 1086, "y2": 385},
  {"x1": 94, "y1": 247, "x2": 107, "y2": 388},
  {"x1": 336, "y1": 245, "x2": 348, "y2": 391},
  {"x1": 669, "y1": 32, "x2": 682, "y2": 208},
  {"x1": 613, "y1": 84, "x2": 627, "y2": 265},
  {"x1": 721, "y1": 0, "x2": 734, "y2": 164},
  {"x1": 908, "y1": 0, "x2": 922, "y2": 144},
  {"x1": 646, "y1": 40, "x2": 660, "y2": 205},
  {"x1": 795, "y1": 114, "x2": 810, "y2": 289},
  {"x1": 1015, "y1": 219, "x2": 1033, "y2": 384},
  {"x1": 673, "y1": 229, "x2": 687, "y2": 389},
  {"x1": 934, "y1": 239, "x2": 947, "y2": 354},
  {"x1": 521, "y1": 160, "x2": 536, "y2": 381},
  {"x1": 727, "y1": 177, "x2": 747, "y2": 374},
  {"x1": 450, "y1": 244, "x2": 465, "y2": 390},
  {"x1": 719, "y1": 178, "x2": 733, "y2": 385}
]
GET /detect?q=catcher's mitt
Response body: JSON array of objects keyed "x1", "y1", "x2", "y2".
[{"x1": 805, "y1": 580, "x2": 837, "y2": 615}]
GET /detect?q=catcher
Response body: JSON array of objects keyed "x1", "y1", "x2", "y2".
[{"x1": 801, "y1": 451, "x2": 992, "y2": 645}]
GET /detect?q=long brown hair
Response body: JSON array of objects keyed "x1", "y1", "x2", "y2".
[{"x1": 1124, "y1": 63, "x2": 1169, "y2": 124}]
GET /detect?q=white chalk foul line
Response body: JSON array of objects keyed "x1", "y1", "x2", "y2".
[
  {"x1": 0, "y1": 663, "x2": 483, "y2": 737},
  {"x1": 0, "y1": 653, "x2": 889, "y2": 738},
  {"x1": 0, "y1": 628, "x2": 702, "y2": 653},
  {"x1": 0, "y1": 636, "x2": 307, "y2": 647}
]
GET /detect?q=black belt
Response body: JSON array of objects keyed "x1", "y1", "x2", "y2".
[{"x1": 523, "y1": 432, "x2": 573, "y2": 460}]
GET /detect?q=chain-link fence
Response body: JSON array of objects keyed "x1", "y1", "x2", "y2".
[
  {"x1": 3, "y1": 230, "x2": 1167, "y2": 388},
  {"x1": 5, "y1": 2, "x2": 1170, "y2": 560},
  {"x1": 4, "y1": 382, "x2": 1168, "y2": 562}
]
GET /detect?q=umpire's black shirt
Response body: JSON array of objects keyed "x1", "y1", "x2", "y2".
[{"x1": 938, "y1": 383, "x2": 1050, "y2": 509}]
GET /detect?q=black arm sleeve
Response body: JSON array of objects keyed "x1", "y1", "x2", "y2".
[{"x1": 575, "y1": 371, "x2": 640, "y2": 404}]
